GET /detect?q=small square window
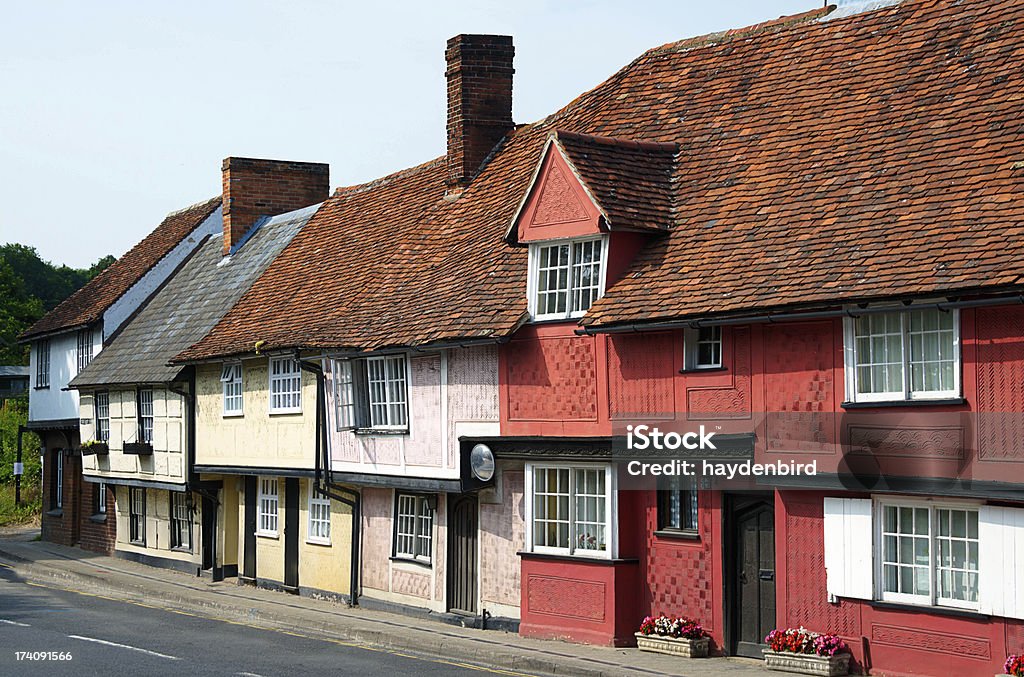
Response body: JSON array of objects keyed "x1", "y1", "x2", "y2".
[
  {"x1": 221, "y1": 363, "x2": 243, "y2": 415},
  {"x1": 269, "y1": 358, "x2": 301, "y2": 413},
  {"x1": 657, "y1": 478, "x2": 698, "y2": 533},
  {"x1": 684, "y1": 326, "x2": 722, "y2": 370},
  {"x1": 394, "y1": 494, "x2": 433, "y2": 563},
  {"x1": 529, "y1": 237, "x2": 606, "y2": 320}
]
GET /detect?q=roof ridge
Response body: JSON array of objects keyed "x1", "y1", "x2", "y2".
[
  {"x1": 164, "y1": 195, "x2": 220, "y2": 218},
  {"x1": 554, "y1": 129, "x2": 678, "y2": 153},
  {"x1": 645, "y1": 5, "x2": 836, "y2": 56},
  {"x1": 333, "y1": 157, "x2": 445, "y2": 198}
]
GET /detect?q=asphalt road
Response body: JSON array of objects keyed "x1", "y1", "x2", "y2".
[{"x1": 0, "y1": 563, "x2": 519, "y2": 677}]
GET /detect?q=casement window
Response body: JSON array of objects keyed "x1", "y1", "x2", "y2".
[
  {"x1": 137, "y1": 389, "x2": 154, "y2": 444},
  {"x1": 844, "y1": 308, "x2": 959, "y2": 403},
  {"x1": 332, "y1": 355, "x2": 409, "y2": 432},
  {"x1": 394, "y1": 493, "x2": 433, "y2": 563},
  {"x1": 307, "y1": 490, "x2": 331, "y2": 545},
  {"x1": 527, "y1": 237, "x2": 608, "y2": 320},
  {"x1": 76, "y1": 329, "x2": 93, "y2": 374},
  {"x1": 94, "y1": 481, "x2": 107, "y2": 515},
  {"x1": 51, "y1": 451, "x2": 63, "y2": 510},
  {"x1": 129, "y1": 487, "x2": 146, "y2": 545},
  {"x1": 525, "y1": 464, "x2": 614, "y2": 558},
  {"x1": 95, "y1": 392, "x2": 110, "y2": 442},
  {"x1": 268, "y1": 357, "x2": 302, "y2": 413},
  {"x1": 221, "y1": 363, "x2": 243, "y2": 416},
  {"x1": 657, "y1": 477, "x2": 698, "y2": 533},
  {"x1": 684, "y1": 326, "x2": 723, "y2": 370},
  {"x1": 823, "y1": 497, "x2": 999, "y2": 614},
  {"x1": 170, "y1": 491, "x2": 191, "y2": 551},
  {"x1": 257, "y1": 478, "x2": 279, "y2": 536},
  {"x1": 333, "y1": 360, "x2": 355, "y2": 429},
  {"x1": 35, "y1": 339, "x2": 50, "y2": 388}
]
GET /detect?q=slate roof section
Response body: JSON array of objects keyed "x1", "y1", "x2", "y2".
[
  {"x1": 549, "y1": 131, "x2": 677, "y2": 234},
  {"x1": 20, "y1": 197, "x2": 222, "y2": 341},
  {"x1": 69, "y1": 204, "x2": 318, "y2": 387},
  {"x1": 176, "y1": 0, "x2": 1024, "y2": 356}
]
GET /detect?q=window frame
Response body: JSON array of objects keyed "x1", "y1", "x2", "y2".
[
  {"x1": 366, "y1": 355, "x2": 409, "y2": 431},
  {"x1": 333, "y1": 359, "x2": 355, "y2": 430},
  {"x1": 524, "y1": 462, "x2": 616, "y2": 559},
  {"x1": 307, "y1": 489, "x2": 332, "y2": 546},
  {"x1": 35, "y1": 339, "x2": 50, "y2": 389},
  {"x1": 392, "y1": 492, "x2": 434, "y2": 564},
  {"x1": 94, "y1": 481, "x2": 107, "y2": 516},
  {"x1": 527, "y1": 236, "x2": 609, "y2": 321},
  {"x1": 170, "y1": 491, "x2": 192, "y2": 552},
  {"x1": 76, "y1": 328, "x2": 93, "y2": 374},
  {"x1": 844, "y1": 308, "x2": 960, "y2": 403},
  {"x1": 137, "y1": 388, "x2": 154, "y2": 444},
  {"x1": 268, "y1": 357, "x2": 302, "y2": 414},
  {"x1": 221, "y1": 362, "x2": 244, "y2": 417},
  {"x1": 656, "y1": 477, "x2": 699, "y2": 534},
  {"x1": 94, "y1": 391, "x2": 110, "y2": 442},
  {"x1": 129, "y1": 487, "x2": 146, "y2": 545},
  {"x1": 873, "y1": 497, "x2": 980, "y2": 611},
  {"x1": 257, "y1": 478, "x2": 280, "y2": 537},
  {"x1": 333, "y1": 355, "x2": 411, "y2": 433},
  {"x1": 51, "y1": 451, "x2": 63, "y2": 510},
  {"x1": 684, "y1": 326, "x2": 723, "y2": 370}
]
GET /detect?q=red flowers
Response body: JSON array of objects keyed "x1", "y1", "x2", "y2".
[
  {"x1": 638, "y1": 615, "x2": 707, "y2": 640},
  {"x1": 1006, "y1": 654, "x2": 1024, "y2": 676},
  {"x1": 765, "y1": 627, "x2": 848, "y2": 657}
]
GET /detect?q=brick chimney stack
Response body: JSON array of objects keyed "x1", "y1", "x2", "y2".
[
  {"x1": 221, "y1": 157, "x2": 330, "y2": 255},
  {"x1": 445, "y1": 35, "x2": 515, "y2": 189}
]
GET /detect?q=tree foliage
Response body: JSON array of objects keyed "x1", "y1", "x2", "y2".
[{"x1": 0, "y1": 243, "x2": 114, "y2": 365}]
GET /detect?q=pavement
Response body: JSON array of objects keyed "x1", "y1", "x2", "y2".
[{"x1": 0, "y1": 527, "x2": 767, "y2": 677}]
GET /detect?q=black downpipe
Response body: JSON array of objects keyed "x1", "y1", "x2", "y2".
[{"x1": 298, "y1": 354, "x2": 361, "y2": 607}]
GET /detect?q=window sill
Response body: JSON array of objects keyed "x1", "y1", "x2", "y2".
[
  {"x1": 354, "y1": 428, "x2": 409, "y2": 436},
  {"x1": 841, "y1": 397, "x2": 966, "y2": 410},
  {"x1": 867, "y1": 599, "x2": 988, "y2": 621},
  {"x1": 306, "y1": 539, "x2": 332, "y2": 548},
  {"x1": 653, "y1": 529, "x2": 700, "y2": 541},
  {"x1": 34, "y1": 385, "x2": 50, "y2": 390},
  {"x1": 46, "y1": 508, "x2": 63, "y2": 517},
  {"x1": 256, "y1": 532, "x2": 279, "y2": 540},
  {"x1": 129, "y1": 540, "x2": 146, "y2": 547},
  {"x1": 89, "y1": 513, "x2": 107, "y2": 523},
  {"x1": 517, "y1": 550, "x2": 639, "y2": 565},
  {"x1": 222, "y1": 412, "x2": 244, "y2": 418},
  {"x1": 390, "y1": 555, "x2": 432, "y2": 568},
  {"x1": 269, "y1": 410, "x2": 302, "y2": 416},
  {"x1": 679, "y1": 366, "x2": 727, "y2": 374},
  {"x1": 528, "y1": 316, "x2": 586, "y2": 326},
  {"x1": 171, "y1": 546, "x2": 193, "y2": 554}
]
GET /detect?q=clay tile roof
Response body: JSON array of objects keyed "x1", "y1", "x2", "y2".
[
  {"x1": 178, "y1": 0, "x2": 1024, "y2": 356},
  {"x1": 19, "y1": 197, "x2": 221, "y2": 341},
  {"x1": 552, "y1": 130, "x2": 677, "y2": 232}
]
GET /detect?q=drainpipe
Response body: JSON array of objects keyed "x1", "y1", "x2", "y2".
[{"x1": 298, "y1": 353, "x2": 361, "y2": 607}]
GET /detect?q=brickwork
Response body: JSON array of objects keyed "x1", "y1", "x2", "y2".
[
  {"x1": 445, "y1": 35, "x2": 514, "y2": 187},
  {"x1": 221, "y1": 157, "x2": 329, "y2": 255}
]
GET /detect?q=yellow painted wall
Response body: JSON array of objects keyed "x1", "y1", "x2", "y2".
[
  {"x1": 113, "y1": 486, "x2": 200, "y2": 566},
  {"x1": 251, "y1": 477, "x2": 285, "y2": 583},
  {"x1": 298, "y1": 479, "x2": 352, "y2": 595},
  {"x1": 194, "y1": 358, "x2": 316, "y2": 470}
]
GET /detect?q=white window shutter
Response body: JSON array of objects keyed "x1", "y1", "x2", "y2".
[
  {"x1": 979, "y1": 506, "x2": 1024, "y2": 619},
  {"x1": 823, "y1": 497, "x2": 873, "y2": 601}
]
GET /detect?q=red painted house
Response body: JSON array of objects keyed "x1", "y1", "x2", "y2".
[{"x1": 479, "y1": 1, "x2": 1024, "y2": 676}]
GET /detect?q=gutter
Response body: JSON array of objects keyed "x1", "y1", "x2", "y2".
[
  {"x1": 576, "y1": 294, "x2": 1024, "y2": 336},
  {"x1": 296, "y1": 352, "x2": 361, "y2": 607}
]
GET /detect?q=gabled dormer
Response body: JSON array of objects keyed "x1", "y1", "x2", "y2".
[{"x1": 507, "y1": 130, "x2": 677, "y2": 321}]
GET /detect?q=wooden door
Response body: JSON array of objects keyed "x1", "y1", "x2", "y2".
[
  {"x1": 284, "y1": 478, "x2": 299, "y2": 591},
  {"x1": 243, "y1": 476, "x2": 257, "y2": 581},
  {"x1": 447, "y1": 494, "x2": 478, "y2": 615},
  {"x1": 729, "y1": 496, "x2": 776, "y2": 658}
]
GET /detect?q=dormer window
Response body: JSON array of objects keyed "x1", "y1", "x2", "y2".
[
  {"x1": 684, "y1": 326, "x2": 723, "y2": 370},
  {"x1": 528, "y1": 236, "x2": 607, "y2": 320}
]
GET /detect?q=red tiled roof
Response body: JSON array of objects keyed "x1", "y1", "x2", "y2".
[
  {"x1": 547, "y1": 130, "x2": 677, "y2": 234},
  {"x1": 20, "y1": 197, "x2": 220, "y2": 340},
  {"x1": 177, "y1": 0, "x2": 1024, "y2": 358}
]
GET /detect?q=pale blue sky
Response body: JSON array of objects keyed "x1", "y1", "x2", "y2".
[{"x1": 1, "y1": 0, "x2": 814, "y2": 267}]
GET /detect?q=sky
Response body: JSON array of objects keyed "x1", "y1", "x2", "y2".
[{"x1": 1, "y1": 0, "x2": 816, "y2": 268}]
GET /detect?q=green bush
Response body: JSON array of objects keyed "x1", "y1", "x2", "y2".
[{"x1": 0, "y1": 397, "x2": 41, "y2": 485}]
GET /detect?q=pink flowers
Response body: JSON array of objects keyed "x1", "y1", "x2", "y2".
[
  {"x1": 1005, "y1": 654, "x2": 1024, "y2": 676},
  {"x1": 765, "y1": 627, "x2": 848, "y2": 657},
  {"x1": 638, "y1": 615, "x2": 707, "y2": 640}
]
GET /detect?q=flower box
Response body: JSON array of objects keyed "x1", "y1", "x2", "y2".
[
  {"x1": 764, "y1": 649, "x2": 850, "y2": 676},
  {"x1": 79, "y1": 442, "x2": 108, "y2": 455},
  {"x1": 123, "y1": 442, "x2": 153, "y2": 455},
  {"x1": 634, "y1": 633, "x2": 709, "y2": 658}
]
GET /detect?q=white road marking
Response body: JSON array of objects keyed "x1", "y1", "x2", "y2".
[
  {"x1": 67, "y1": 635, "x2": 180, "y2": 660},
  {"x1": 0, "y1": 619, "x2": 30, "y2": 627}
]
